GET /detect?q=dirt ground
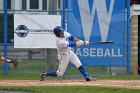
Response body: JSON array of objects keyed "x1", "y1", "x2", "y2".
[{"x1": 0, "y1": 80, "x2": 140, "y2": 89}]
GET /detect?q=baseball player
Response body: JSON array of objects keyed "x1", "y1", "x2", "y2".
[{"x1": 40, "y1": 26, "x2": 92, "y2": 81}]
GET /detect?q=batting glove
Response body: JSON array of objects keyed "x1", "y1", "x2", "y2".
[
  {"x1": 76, "y1": 40, "x2": 85, "y2": 46},
  {"x1": 84, "y1": 41, "x2": 89, "y2": 45}
]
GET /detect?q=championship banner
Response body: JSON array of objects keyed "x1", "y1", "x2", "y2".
[
  {"x1": 68, "y1": 0, "x2": 130, "y2": 66},
  {"x1": 14, "y1": 14, "x2": 61, "y2": 48}
]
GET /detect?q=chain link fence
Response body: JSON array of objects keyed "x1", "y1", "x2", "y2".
[
  {"x1": 0, "y1": 0, "x2": 131, "y2": 80},
  {"x1": 0, "y1": 0, "x2": 61, "y2": 80}
]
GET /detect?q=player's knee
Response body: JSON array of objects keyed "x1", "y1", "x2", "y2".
[{"x1": 57, "y1": 71, "x2": 64, "y2": 77}]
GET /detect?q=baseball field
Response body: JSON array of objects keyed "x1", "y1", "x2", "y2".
[
  {"x1": 0, "y1": 60, "x2": 140, "y2": 93},
  {"x1": 0, "y1": 79, "x2": 140, "y2": 93}
]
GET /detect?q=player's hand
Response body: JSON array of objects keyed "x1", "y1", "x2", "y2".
[
  {"x1": 0, "y1": 56, "x2": 6, "y2": 62},
  {"x1": 84, "y1": 41, "x2": 89, "y2": 45}
]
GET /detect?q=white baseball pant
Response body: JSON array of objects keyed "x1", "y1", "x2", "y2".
[{"x1": 57, "y1": 51, "x2": 82, "y2": 76}]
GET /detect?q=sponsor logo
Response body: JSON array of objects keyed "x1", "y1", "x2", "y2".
[
  {"x1": 15, "y1": 25, "x2": 53, "y2": 38},
  {"x1": 15, "y1": 25, "x2": 29, "y2": 38}
]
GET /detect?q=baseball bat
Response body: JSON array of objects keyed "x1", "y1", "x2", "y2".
[{"x1": 89, "y1": 41, "x2": 114, "y2": 44}]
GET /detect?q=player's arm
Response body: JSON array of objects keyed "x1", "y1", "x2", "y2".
[
  {"x1": 67, "y1": 32, "x2": 89, "y2": 46},
  {"x1": 68, "y1": 40, "x2": 89, "y2": 47},
  {"x1": 73, "y1": 37, "x2": 79, "y2": 42},
  {"x1": 68, "y1": 38, "x2": 89, "y2": 47},
  {"x1": 58, "y1": 39, "x2": 83, "y2": 47},
  {"x1": 68, "y1": 34, "x2": 80, "y2": 42},
  {"x1": 69, "y1": 37, "x2": 89, "y2": 47}
]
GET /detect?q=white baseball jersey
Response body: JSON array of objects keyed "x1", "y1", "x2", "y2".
[
  {"x1": 56, "y1": 31, "x2": 72, "y2": 55},
  {"x1": 55, "y1": 31, "x2": 82, "y2": 76}
]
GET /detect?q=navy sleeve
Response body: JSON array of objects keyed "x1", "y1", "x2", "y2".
[
  {"x1": 68, "y1": 35, "x2": 74, "y2": 41},
  {"x1": 67, "y1": 42, "x2": 77, "y2": 47}
]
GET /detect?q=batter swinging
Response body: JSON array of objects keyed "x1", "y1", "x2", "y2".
[{"x1": 40, "y1": 26, "x2": 92, "y2": 81}]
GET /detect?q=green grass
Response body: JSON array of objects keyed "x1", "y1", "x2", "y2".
[
  {"x1": 0, "y1": 86, "x2": 140, "y2": 93},
  {"x1": 0, "y1": 59, "x2": 140, "y2": 80},
  {"x1": 0, "y1": 59, "x2": 47, "y2": 80}
]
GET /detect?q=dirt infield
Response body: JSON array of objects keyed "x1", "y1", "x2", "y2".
[{"x1": 0, "y1": 80, "x2": 140, "y2": 89}]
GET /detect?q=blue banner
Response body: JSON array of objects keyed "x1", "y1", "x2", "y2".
[{"x1": 68, "y1": 0, "x2": 129, "y2": 66}]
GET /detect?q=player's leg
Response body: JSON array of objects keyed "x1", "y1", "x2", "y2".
[
  {"x1": 69, "y1": 51, "x2": 91, "y2": 81},
  {"x1": 40, "y1": 54, "x2": 70, "y2": 81}
]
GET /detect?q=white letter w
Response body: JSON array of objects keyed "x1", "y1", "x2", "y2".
[{"x1": 78, "y1": 0, "x2": 115, "y2": 41}]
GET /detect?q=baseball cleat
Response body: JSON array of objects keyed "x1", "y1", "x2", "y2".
[
  {"x1": 86, "y1": 76, "x2": 92, "y2": 81},
  {"x1": 40, "y1": 72, "x2": 46, "y2": 81}
]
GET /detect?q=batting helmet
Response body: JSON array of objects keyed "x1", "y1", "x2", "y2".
[{"x1": 53, "y1": 26, "x2": 64, "y2": 37}]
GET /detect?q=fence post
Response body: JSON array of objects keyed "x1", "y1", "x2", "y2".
[
  {"x1": 126, "y1": 0, "x2": 130, "y2": 74},
  {"x1": 3, "y1": 0, "x2": 8, "y2": 75},
  {"x1": 61, "y1": 0, "x2": 66, "y2": 29}
]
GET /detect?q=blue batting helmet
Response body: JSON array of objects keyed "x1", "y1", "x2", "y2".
[{"x1": 53, "y1": 26, "x2": 64, "y2": 37}]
